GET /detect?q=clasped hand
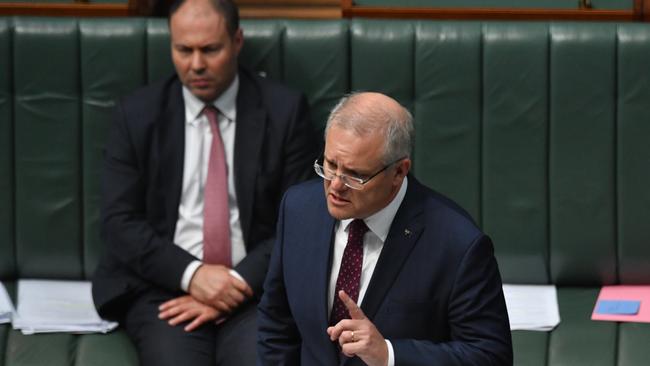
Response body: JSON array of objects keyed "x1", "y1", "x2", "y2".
[
  {"x1": 326, "y1": 290, "x2": 389, "y2": 366},
  {"x1": 188, "y1": 264, "x2": 253, "y2": 312},
  {"x1": 158, "y1": 264, "x2": 253, "y2": 332}
]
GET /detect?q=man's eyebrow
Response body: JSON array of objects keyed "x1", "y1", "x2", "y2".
[
  {"x1": 324, "y1": 157, "x2": 368, "y2": 177},
  {"x1": 200, "y1": 42, "x2": 222, "y2": 50}
]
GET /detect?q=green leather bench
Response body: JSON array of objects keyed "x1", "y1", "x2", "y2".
[{"x1": 1, "y1": 17, "x2": 650, "y2": 366}]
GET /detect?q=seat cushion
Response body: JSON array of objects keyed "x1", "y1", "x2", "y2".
[
  {"x1": 4, "y1": 329, "x2": 137, "y2": 366},
  {"x1": 548, "y1": 287, "x2": 617, "y2": 366}
]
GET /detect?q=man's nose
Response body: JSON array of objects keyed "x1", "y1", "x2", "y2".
[
  {"x1": 329, "y1": 174, "x2": 347, "y2": 191},
  {"x1": 191, "y1": 52, "x2": 206, "y2": 71}
]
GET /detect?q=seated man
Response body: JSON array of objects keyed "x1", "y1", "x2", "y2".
[
  {"x1": 91, "y1": 0, "x2": 317, "y2": 365},
  {"x1": 258, "y1": 92, "x2": 512, "y2": 365}
]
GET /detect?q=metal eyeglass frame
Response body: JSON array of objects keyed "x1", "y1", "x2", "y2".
[{"x1": 313, "y1": 157, "x2": 406, "y2": 190}]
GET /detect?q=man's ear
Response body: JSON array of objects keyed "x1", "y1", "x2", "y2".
[
  {"x1": 393, "y1": 158, "x2": 411, "y2": 183},
  {"x1": 233, "y1": 28, "x2": 244, "y2": 55}
]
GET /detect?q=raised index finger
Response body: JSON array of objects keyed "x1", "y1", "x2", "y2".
[{"x1": 338, "y1": 290, "x2": 366, "y2": 320}]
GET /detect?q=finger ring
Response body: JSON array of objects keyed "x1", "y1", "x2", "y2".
[{"x1": 350, "y1": 331, "x2": 356, "y2": 342}]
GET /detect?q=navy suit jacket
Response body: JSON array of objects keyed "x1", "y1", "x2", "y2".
[
  {"x1": 258, "y1": 177, "x2": 512, "y2": 365},
  {"x1": 92, "y1": 69, "x2": 318, "y2": 318}
]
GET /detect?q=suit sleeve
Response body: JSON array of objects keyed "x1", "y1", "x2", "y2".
[
  {"x1": 391, "y1": 235, "x2": 513, "y2": 366},
  {"x1": 257, "y1": 192, "x2": 302, "y2": 365},
  {"x1": 101, "y1": 101, "x2": 196, "y2": 292},
  {"x1": 234, "y1": 93, "x2": 318, "y2": 297}
]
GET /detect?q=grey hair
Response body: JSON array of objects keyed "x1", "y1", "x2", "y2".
[{"x1": 324, "y1": 92, "x2": 414, "y2": 165}]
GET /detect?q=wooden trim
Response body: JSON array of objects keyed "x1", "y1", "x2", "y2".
[
  {"x1": 236, "y1": 0, "x2": 339, "y2": 5},
  {"x1": 0, "y1": 3, "x2": 132, "y2": 17},
  {"x1": 236, "y1": 0, "x2": 341, "y2": 18},
  {"x1": 634, "y1": 0, "x2": 642, "y2": 18},
  {"x1": 0, "y1": 0, "x2": 642, "y2": 21},
  {"x1": 128, "y1": 0, "x2": 151, "y2": 16},
  {"x1": 343, "y1": 6, "x2": 637, "y2": 21},
  {"x1": 0, "y1": 0, "x2": 340, "y2": 18},
  {"x1": 240, "y1": 6, "x2": 341, "y2": 19}
]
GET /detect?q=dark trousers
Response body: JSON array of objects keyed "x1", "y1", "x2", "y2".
[{"x1": 122, "y1": 287, "x2": 258, "y2": 366}]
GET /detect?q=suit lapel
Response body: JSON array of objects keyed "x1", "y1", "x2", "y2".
[
  {"x1": 233, "y1": 71, "x2": 266, "y2": 243},
  {"x1": 359, "y1": 178, "x2": 426, "y2": 320},
  {"x1": 310, "y1": 208, "x2": 340, "y2": 363},
  {"x1": 157, "y1": 79, "x2": 186, "y2": 233},
  {"x1": 313, "y1": 212, "x2": 336, "y2": 331}
]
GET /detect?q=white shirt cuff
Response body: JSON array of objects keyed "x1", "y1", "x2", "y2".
[
  {"x1": 181, "y1": 262, "x2": 249, "y2": 293},
  {"x1": 181, "y1": 260, "x2": 203, "y2": 292},
  {"x1": 386, "y1": 339, "x2": 395, "y2": 366},
  {"x1": 228, "y1": 269, "x2": 248, "y2": 287}
]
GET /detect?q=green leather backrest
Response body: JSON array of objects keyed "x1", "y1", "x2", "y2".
[
  {"x1": 282, "y1": 21, "x2": 349, "y2": 134},
  {"x1": 0, "y1": 18, "x2": 13, "y2": 279},
  {"x1": 79, "y1": 19, "x2": 148, "y2": 277},
  {"x1": 147, "y1": 19, "x2": 173, "y2": 84},
  {"x1": 481, "y1": 22, "x2": 548, "y2": 284},
  {"x1": 549, "y1": 23, "x2": 617, "y2": 286},
  {"x1": 1, "y1": 17, "x2": 649, "y2": 288},
  {"x1": 616, "y1": 25, "x2": 650, "y2": 284},
  {"x1": 240, "y1": 19, "x2": 350, "y2": 134},
  {"x1": 14, "y1": 18, "x2": 82, "y2": 279}
]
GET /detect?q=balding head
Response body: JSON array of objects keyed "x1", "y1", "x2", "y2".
[
  {"x1": 325, "y1": 92, "x2": 414, "y2": 165},
  {"x1": 169, "y1": 0, "x2": 239, "y2": 38}
]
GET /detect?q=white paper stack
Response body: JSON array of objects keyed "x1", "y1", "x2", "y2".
[
  {"x1": 0, "y1": 282, "x2": 15, "y2": 324},
  {"x1": 12, "y1": 279, "x2": 118, "y2": 334},
  {"x1": 503, "y1": 284, "x2": 561, "y2": 331}
]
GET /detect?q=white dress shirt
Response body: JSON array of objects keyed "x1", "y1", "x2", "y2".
[
  {"x1": 173, "y1": 76, "x2": 247, "y2": 291},
  {"x1": 328, "y1": 177, "x2": 408, "y2": 366}
]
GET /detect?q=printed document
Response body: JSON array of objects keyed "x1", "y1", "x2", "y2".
[
  {"x1": 503, "y1": 284, "x2": 560, "y2": 331},
  {"x1": 12, "y1": 279, "x2": 117, "y2": 334}
]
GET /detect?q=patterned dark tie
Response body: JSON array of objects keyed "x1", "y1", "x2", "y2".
[
  {"x1": 202, "y1": 106, "x2": 231, "y2": 266},
  {"x1": 330, "y1": 219, "x2": 369, "y2": 325}
]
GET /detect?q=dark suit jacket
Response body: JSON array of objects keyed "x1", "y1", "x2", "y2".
[
  {"x1": 92, "y1": 69, "x2": 318, "y2": 318},
  {"x1": 258, "y1": 177, "x2": 513, "y2": 365}
]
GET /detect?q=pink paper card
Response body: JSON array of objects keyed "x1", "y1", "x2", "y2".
[{"x1": 591, "y1": 285, "x2": 650, "y2": 323}]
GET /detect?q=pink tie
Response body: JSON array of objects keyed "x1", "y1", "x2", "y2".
[
  {"x1": 202, "y1": 106, "x2": 231, "y2": 266},
  {"x1": 330, "y1": 219, "x2": 368, "y2": 325}
]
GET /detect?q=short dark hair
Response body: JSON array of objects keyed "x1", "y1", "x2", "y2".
[{"x1": 168, "y1": 0, "x2": 240, "y2": 37}]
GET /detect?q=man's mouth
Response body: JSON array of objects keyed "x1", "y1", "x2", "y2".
[
  {"x1": 328, "y1": 192, "x2": 350, "y2": 205},
  {"x1": 190, "y1": 79, "x2": 210, "y2": 88}
]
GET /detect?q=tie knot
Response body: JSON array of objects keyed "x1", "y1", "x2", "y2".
[
  {"x1": 349, "y1": 219, "x2": 369, "y2": 238},
  {"x1": 203, "y1": 105, "x2": 219, "y2": 123}
]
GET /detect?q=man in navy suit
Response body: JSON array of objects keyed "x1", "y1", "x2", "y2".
[
  {"x1": 258, "y1": 92, "x2": 512, "y2": 365},
  {"x1": 91, "y1": 0, "x2": 316, "y2": 365}
]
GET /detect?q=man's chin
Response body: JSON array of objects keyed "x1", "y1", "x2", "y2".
[
  {"x1": 326, "y1": 203, "x2": 353, "y2": 220},
  {"x1": 189, "y1": 87, "x2": 218, "y2": 103}
]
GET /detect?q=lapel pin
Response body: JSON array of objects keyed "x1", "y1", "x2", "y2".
[{"x1": 404, "y1": 229, "x2": 412, "y2": 237}]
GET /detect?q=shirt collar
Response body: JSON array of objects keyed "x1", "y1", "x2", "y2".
[
  {"x1": 182, "y1": 74, "x2": 239, "y2": 125},
  {"x1": 340, "y1": 176, "x2": 409, "y2": 242}
]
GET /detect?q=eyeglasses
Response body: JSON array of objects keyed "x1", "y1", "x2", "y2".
[{"x1": 313, "y1": 157, "x2": 406, "y2": 190}]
